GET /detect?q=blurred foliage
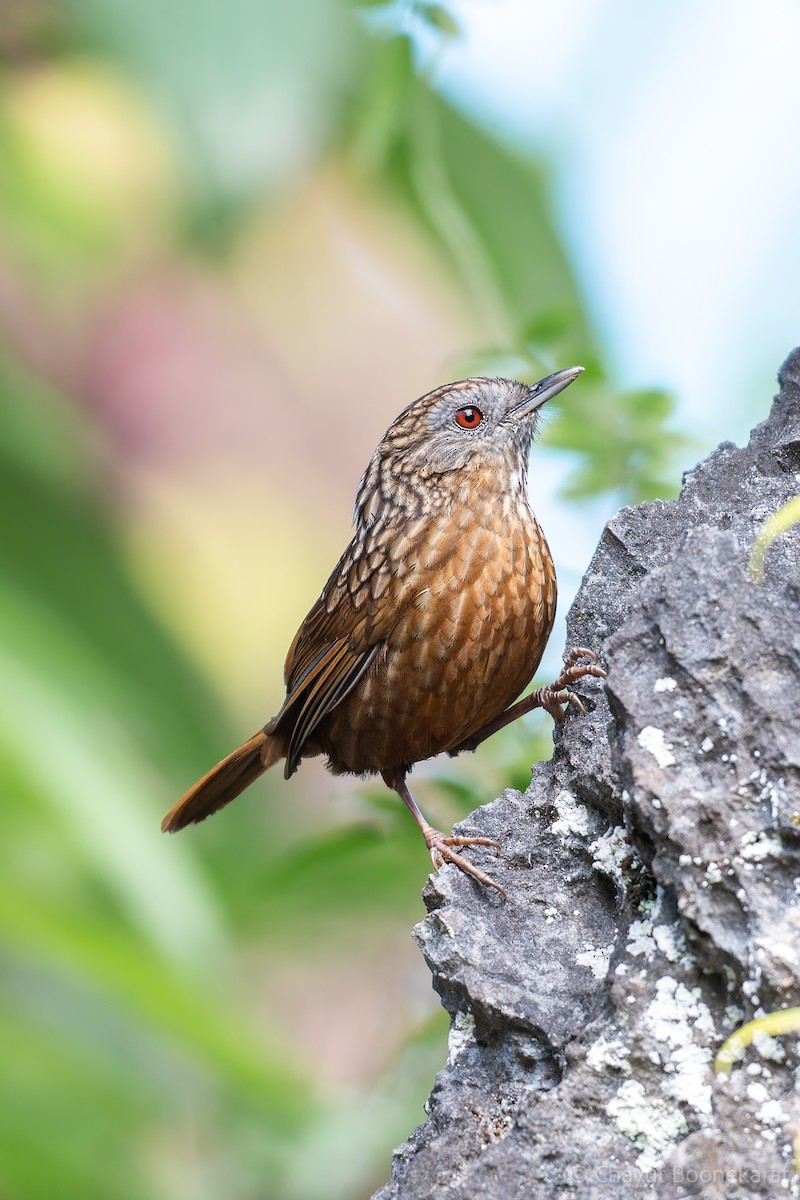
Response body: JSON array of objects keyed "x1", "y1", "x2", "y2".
[
  {"x1": 347, "y1": 28, "x2": 689, "y2": 504},
  {"x1": 68, "y1": 0, "x2": 363, "y2": 249},
  {"x1": 0, "y1": 361, "x2": 307, "y2": 1194},
  {"x1": 0, "y1": 354, "x2": 453, "y2": 1199},
  {"x1": 521, "y1": 306, "x2": 692, "y2": 502},
  {"x1": 0, "y1": 2, "x2": 692, "y2": 1199}
]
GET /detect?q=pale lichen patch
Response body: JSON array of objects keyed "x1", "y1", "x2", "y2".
[
  {"x1": 738, "y1": 831, "x2": 784, "y2": 862},
  {"x1": 586, "y1": 1036, "x2": 631, "y2": 1074},
  {"x1": 576, "y1": 943, "x2": 613, "y2": 980},
  {"x1": 644, "y1": 976, "x2": 715, "y2": 1118},
  {"x1": 638, "y1": 726, "x2": 676, "y2": 768},
  {"x1": 606, "y1": 1079, "x2": 687, "y2": 1158},
  {"x1": 447, "y1": 1009, "x2": 476, "y2": 1064},
  {"x1": 551, "y1": 790, "x2": 592, "y2": 838},
  {"x1": 590, "y1": 824, "x2": 634, "y2": 889}
]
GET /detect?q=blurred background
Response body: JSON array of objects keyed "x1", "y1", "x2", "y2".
[{"x1": 1, "y1": 1, "x2": 798, "y2": 1197}]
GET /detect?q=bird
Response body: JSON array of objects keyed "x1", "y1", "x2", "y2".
[{"x1": 161, "y1": 367, "x2": 605, "y2": 896}]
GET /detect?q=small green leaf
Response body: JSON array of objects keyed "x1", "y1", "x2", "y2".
[
  {"x1": 749, "y1": 494, "x2": 800, "y2": 581},
  {"x1": 416, "y1": 3, "x2": 461, "y2": 37},
  {"x1": 715, "y1": 1007, "x2": 800, "y2": 1073}
]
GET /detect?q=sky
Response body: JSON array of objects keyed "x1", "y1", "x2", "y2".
[
  {"x1": 419, "y1": 0, "x2": 800, "y2": 636},
  {"x1": 431, "y1": 0, "x2": 800, "y2": 447}
]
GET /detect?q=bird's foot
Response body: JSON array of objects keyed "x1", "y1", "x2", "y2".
[
  {"x1": 422, "y1": 827, "x2": 505, "y2": 897},
  {"x1": 533, "y1": 646, "x2": 606, "y2": 722}
]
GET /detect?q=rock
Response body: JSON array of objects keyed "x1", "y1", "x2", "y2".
[{"x1": 374, "y1": 349, "x2": 800, "y2": 1199}]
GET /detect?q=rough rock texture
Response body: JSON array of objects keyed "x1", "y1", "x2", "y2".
[{"x1": 375, "y1": 349, "x2": 800, "y2": 1199}]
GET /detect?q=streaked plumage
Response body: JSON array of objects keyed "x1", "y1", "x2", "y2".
[{"x1": 162, "y1": 368, "x2": 604, "y2": 895}]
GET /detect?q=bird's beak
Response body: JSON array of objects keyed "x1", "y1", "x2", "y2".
[{"x1": 509, "y1": 365, "x2": 584, "y2": 420}]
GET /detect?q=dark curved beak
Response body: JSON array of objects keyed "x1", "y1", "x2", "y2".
[{"x1": 510, "y1": 365, "x2": 584, "y2": 420}]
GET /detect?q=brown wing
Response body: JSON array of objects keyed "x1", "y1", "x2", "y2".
[
  {"x1": 275, "y1": 637, "x2": 380, "y2": 777},
  {"x1": 267, "y1": 538, "x2": 392, "y2": 778}
]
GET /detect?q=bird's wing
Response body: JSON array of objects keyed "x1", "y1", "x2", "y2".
[
  {"x1": 268, "y1": 541, "x2": 393, "y2": 777},
  {"x1": 278, "y1": 637, "x2": 380, "y2": 776}
]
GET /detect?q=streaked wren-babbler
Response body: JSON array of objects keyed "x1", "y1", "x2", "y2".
[{"x1": 162, "y1": 367, "x2": 605, "y2": 896}]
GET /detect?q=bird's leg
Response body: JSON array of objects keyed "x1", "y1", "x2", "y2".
[
  {"x1": 382, "y1": 769, "x2": 505, "y2": 897},
  {"x1": 450, "y1": 647, "x2": 606, "y2": 755}
]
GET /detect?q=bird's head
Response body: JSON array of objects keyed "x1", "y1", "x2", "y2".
[{"x1": 357, "y1": 367, "x2": 584, "y2": 519}]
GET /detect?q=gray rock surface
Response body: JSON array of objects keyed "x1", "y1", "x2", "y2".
[{"x1": 375, "y1": 349, "x2": 800, "y2": 1199}]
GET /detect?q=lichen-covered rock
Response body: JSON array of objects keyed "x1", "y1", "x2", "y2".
[{"x1": 375, "y1": 349, "x2": 800, "y2": 1199}]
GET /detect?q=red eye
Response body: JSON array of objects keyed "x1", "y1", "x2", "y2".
[{"x1": 454, "y1": 406, "x2": 483, "y2": 430}]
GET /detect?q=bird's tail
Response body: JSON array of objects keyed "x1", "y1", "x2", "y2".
[{"x1": 161, "y1": 730, "x2": 283, "y2": 833}]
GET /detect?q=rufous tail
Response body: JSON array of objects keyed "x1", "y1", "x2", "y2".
[{"x1": 161, "y1": 730, "x2": 282, "y2": 833}]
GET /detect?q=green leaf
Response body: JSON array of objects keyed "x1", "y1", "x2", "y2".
[
  {"x1": 749, "y1": 494, "x2": 800, "y2": 580},
  {"x1": 542, "y1": 379, "x2": 692, "y2": 503},
  {"x1": 416, "y1": 3, "x2": 461, "y2": 37},
  {"x1": 387, "y1": 82, "x2": 591, "y2": 337}
]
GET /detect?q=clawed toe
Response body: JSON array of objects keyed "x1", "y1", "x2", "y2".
[
  {"x1": 548, "y1": 687, "x2": 587, "y2": 719},
  {"x1": 424, "y1": 829, "x2": 506, "y2": 897},
  {"x1": 563, "y1": 645, "x2": 601, "y2": 668},
  {"x1": 444, "y1": 834, "x2": 501, "y2": 850},
  {"x1": 561, "y1": 646, "x2": 607, "y2": 681},
  {"x1": 535, "y1": 647, "x2": 607, "y2": 720}
]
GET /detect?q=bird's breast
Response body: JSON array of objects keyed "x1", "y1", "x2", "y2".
[{"x1": 317, "y1": 490, "x2": 557, "y2": 776}]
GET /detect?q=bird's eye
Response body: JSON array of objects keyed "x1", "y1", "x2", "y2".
[{"x1": 454, "y1": 406, "x2": 483, "y2": 430}]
